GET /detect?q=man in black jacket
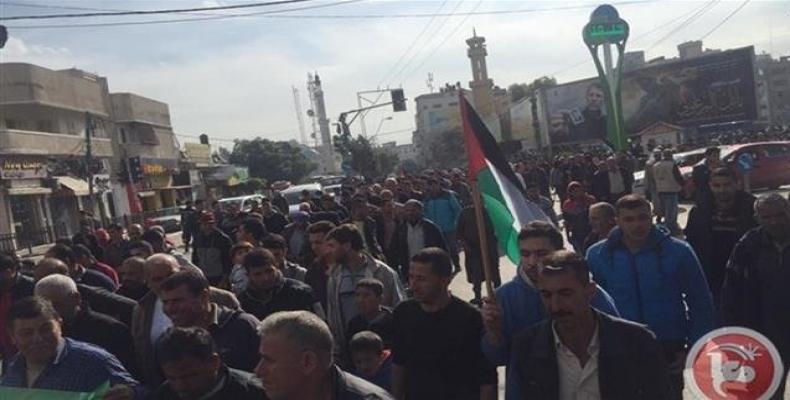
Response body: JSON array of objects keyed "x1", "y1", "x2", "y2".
[
  {"x1": 34, "y1": 273, "x2": 138, "y2": 378},
  {"x1": 511, "y1": 251, "x2": 670, "y2": 399},
  {"x1": 155, "y1": 326, "x2": 267, "y2": 400},
  {"x1": 721, "y1": 194, "x2": 790, "y2": 398},
  {"x1": 685, "y1": 167, "x2": 756, "y2": 306},
  {"x1": 238, "y1": 248, "x2": 324, "y2": 321},
  {"x1": 392, "y1": 199, "x2": 448, "y2": 282},
  {"x1": 160, "y1": 270, "x2": 260, "y2": 372},
  {"x1": 0, "y1": 252, "x2": 34, "y2": 365}
]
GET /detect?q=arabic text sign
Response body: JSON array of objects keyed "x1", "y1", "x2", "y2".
[{"x1": 584, "y1": 22, "x2": 627, "y2": 44}]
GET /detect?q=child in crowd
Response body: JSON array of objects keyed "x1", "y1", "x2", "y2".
[
  {"x1": 228, "y1": 241, "x2": 254, "y2": 294},
  {"x1": 349, "y1": 331, "x2": 393, "y2": 392}
]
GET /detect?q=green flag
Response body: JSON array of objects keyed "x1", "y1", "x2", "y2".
[{"x1": 0, "y1": 381, "x2": 110, "y2": 400}]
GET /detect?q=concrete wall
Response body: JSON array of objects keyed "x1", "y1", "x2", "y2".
[
  {"x1": 111, "y1": 93, "x2": 172, "y2": 128},
  {"x1": 0, "y1": 63, "x2": 110, "y2": 116},
  {"x1": 0, "y1": 128, "x2": 113, "y2": 157}
]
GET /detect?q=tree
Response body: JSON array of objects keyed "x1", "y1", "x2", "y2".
[
  {"x1": 228, "y1": 138, "x2": 316, "y2": 184},
  {"x1": 420, "y1": 128, "x2": 466, "y2": 169},
  {"x1": 508, "y1": 76, "x2": 558, "y2": 103},
  {"x1": 334, "y1": 131, "x2": 399, "y2": 179}
]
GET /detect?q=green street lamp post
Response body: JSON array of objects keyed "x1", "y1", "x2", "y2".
[{"x1": 583, "y1": 4, "x2": 629, "y2": 151}]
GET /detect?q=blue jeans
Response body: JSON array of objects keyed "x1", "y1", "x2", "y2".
[{"x1": 659, "y1": 193, "x2": 680, "y2": 233}]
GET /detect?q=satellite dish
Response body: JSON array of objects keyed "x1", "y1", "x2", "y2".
[{"x1": 307, "y1": 109, "x2": 315, "y2": 117}]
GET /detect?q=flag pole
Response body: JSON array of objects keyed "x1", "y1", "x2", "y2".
[
  {"x1": 459, "y1": 90, "x2": 496, "y2": 298},
  {"x1": 470, "y1": 182, "x2": 496, "y2": 298}
]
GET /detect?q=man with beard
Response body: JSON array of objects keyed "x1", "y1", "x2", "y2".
[
  {"x1": 392, "y1": 200, "x2": 449, "y2": 281},
  {"x1": 511, "y1": 251, "x2": 670, "y2": 399},
  {"x1": 391, "y1": 248, "x2": 496, "y2": 400},
  {"x1": 685, "y1": 167, "x2": 756, "y2": 306},
  {"x1": 325, "y1": 224, "x2": 404, "y2": 356},
  {"x1": 117, "y1": 257, "x2": 150, "y2": 301}
]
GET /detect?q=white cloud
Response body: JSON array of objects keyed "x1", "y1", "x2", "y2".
[{"x1": 3, "y1": 0, "x2": 790, "y2": 146}]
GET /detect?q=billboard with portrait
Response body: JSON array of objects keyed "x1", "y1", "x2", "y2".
[{"x1": 542, "y1": 46, "x2": 757, "y2": 144}]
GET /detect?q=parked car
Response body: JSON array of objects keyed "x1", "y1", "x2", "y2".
[
  {"x1": 681, "y1": 141, "x2": 790, "y2": 197},
  {"x1": 633, "y1": 147, "x2": 713, "y2": 195},
  {"x1": 148, "y1": 208, "x2": 182, "y2": 233},
  {"x1": 280, "y1": 183, "x2": 322, "y2": 215},
  {"x1": 218, "y1": 194, "x2": 263, "y2": 212}
]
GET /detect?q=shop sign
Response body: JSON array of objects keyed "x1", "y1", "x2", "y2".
[
  {"x1": 0, "y1": 158, "x2": 47, "y2": 179},
  {"x1": 142, "y1": 163, "x2": 168, "y2": 176}
]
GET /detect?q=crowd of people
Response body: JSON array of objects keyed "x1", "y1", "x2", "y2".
[{"x1": 0, "y1": 151, "x2": 789, "y2": 399}]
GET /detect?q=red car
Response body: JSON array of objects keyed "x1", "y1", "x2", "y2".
[{"x1": 681, "y1": 141, "x2": 790, "y2": 197}]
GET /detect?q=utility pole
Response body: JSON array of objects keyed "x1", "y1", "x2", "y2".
[{"x1": 84, "y1": 112, "x2": 95, "y2": 216}]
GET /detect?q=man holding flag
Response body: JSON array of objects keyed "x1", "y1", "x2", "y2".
[{"x1": 459, "y1": 93, "x2": 619, "y2": 399}]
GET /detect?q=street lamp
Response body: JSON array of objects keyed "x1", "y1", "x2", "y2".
[{"x1": 374, "y1": 116, "x2": 393, "y2": 138}]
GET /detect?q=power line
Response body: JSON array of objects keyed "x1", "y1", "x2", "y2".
[
  {"x1": 387, "y1": 0, "x2": 466, "y2": 85},
  {"x1": 0, "y1": 0, "x2": 316, "y2": 21},
  {"x1": 5, "y1": 0, "x2": 660, "y2": 29},
  {"x1": 404, "y1": 0, "x2": 485, "y2": 81},
  {"x1": 645, "y1": 0, "x2": 719, "y2": 52},
  {"x1": 376, "y1": 0, "x2": 449, "y2": 88},
  {"x1": 546, "y1": 0, "x2": 717, "y2": 78},
  {"x1": 4, "y1": 0, "x2": 364, "y2": 29},
  {"x1": 699, "y1": 0, "x2": 751, "y2": 41}
]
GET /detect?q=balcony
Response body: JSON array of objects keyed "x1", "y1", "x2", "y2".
[{"x1": 0, "y1": 128, "x2": 113, "y2": 158}]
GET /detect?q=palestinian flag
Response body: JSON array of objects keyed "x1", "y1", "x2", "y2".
[{"x1": 460, "y1": 93, "x2": 551, "y2": 264}]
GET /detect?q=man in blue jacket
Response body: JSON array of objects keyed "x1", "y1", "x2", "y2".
[
  {"x1": 423, "y1": 178, "x2": 462, "y2": 270},
  {"x1": 481, "y1": 221, "x2": 619, "y2": 400},
  {"x1": 586, "y1": 194, "x2": 715, "y2": 399}
]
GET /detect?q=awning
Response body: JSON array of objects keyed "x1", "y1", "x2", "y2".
[
  {"x1": 6, "y1": 187, "x2": 52, "y2": 196},
  {"x1": 56, "y1": 176, "x2": 90, "y2": 196},
  {"x1": 138, "y1": 191, "x2": 156, "y2": 197}
]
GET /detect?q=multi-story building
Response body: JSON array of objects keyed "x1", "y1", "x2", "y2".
[
  {"x1": 0, "y1": 62, "x2": 188, "y2": 249},
  {"x1": 412, "y1": 84, "x2": 470, "y2": 165},
  {"x1": 0, "y1": 63, "x2": 116, "y2": 243},
  {"x1": 111, "y1": 93, "x2": 185, "y2": 218},
  {"x1": 756, "y1": 54, "x2": 790, "y2": 124}
]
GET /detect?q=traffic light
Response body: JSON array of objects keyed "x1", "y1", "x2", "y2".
[
  {"x1": 128, "y1": 157, "x2": 143, "y2": 183},
  {"x1": 391, "y1": 89, "x2": 406, "y2": 112}
]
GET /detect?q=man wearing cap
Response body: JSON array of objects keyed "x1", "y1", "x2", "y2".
[
  {"x1": 192, "y1": 211, "x2": 233, "y2": 286},
  {"x1": 260, "y1": 197, "x2": 288, "y2": 234}
]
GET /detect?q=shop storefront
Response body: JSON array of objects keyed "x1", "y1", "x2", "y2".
[{"x1": 0, "y1": 157, "x2": 54, "y2": 248}]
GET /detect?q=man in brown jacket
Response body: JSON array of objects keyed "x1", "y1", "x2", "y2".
[{"x1": 132, "y1": 254, "x2": 239, "y2": 385}]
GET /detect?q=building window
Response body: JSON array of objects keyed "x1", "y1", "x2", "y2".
[
  {"x1": 432, "y1": 104, "x2": 442, "y2": 109},
  {"x1": 5, "y1": 119, "x2": 18, "y2": 129},
  {"x1": 448, "y1": 102, "x2": 459, "y2": 106},
  {"x1": 66, "y1": 120, "x2": 77, "y2": 134},
  {"x1": 37, "y1": 120, "x2": 53, "y2": 132},
  {"x1": 119, "y1": 128, "x2": 128, "y2": 143}
]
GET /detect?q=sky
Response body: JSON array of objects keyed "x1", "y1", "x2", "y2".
[{"x1": 1, "y1": 0, "x2": 789, "y2": 149}]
